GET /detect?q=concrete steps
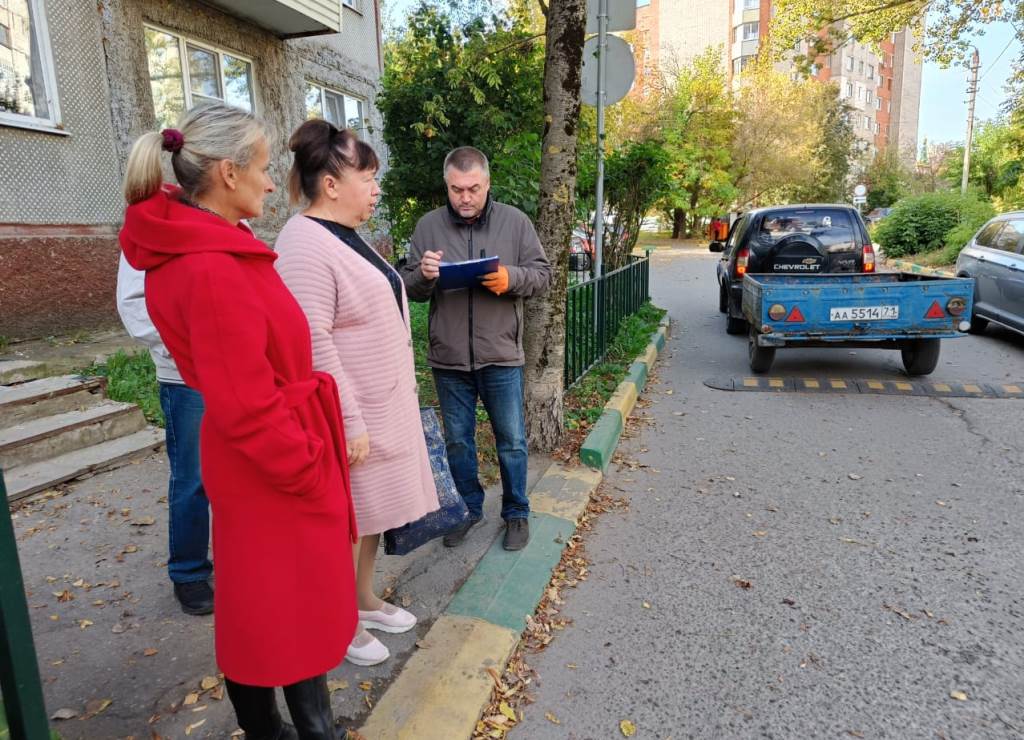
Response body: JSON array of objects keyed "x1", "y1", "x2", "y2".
[{"x1": 1, "y1": 375, "x2": 164, "y2": 504}]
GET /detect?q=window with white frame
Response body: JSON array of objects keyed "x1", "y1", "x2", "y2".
[
  {"x1": 743, "y1": 0, "x2": 759, "y2": 8},
  {"x1": 867, "y1": 64, "x2": 874, "y2": 80},
  {"x1": 741, "y1": 22, "x2": 759, "y2": 41},
  {"x1": 875, "y1": 97, "x2": 881, "y2": 110},
  {"x1": 342, "y1": 0, "x2": 363, "y2": 10},
  {"x1": 305, "y1": 81, "x2": 367, "y2": 138},
  {"x1": 863, "y1": 115, "x2": 871, "y2": 130},
  {"x1": 845, "y1": 82, "x2": 854, "y2": 98},
  {"x1": 143, "y1": 25, "x2": 255, "y2": 130},
  {"x1": 858, "y1": 60, "x2": 864, "y2": 74},
  {"x1": 0, "y1": 0, "x2": 61, "y2": 131},
  {"x1": 846, "y1": 56, "x2": 854, "y2": 71}
]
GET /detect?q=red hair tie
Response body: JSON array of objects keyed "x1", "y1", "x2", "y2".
[{"x1": 161, "y1": 128, "x2": 185, "y2": 153}]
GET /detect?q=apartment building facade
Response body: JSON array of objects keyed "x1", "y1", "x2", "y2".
[
  {"x1": 0, "y1": 0, "x2": 385, "y2": 338},
  {"x1": 635, "y1": 0, "x2": 922, "y2": 164}
]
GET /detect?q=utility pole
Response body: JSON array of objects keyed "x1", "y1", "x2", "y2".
[{"x1": 961, "y1": 47, "x2": 980, "y2": 196}]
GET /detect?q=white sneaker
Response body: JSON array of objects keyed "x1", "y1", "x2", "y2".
[
  {"x1": 358, "y1": 603, "x2": 418, "y2": 634},
  {"x1": 345, "y1": 628, "x2": 389, "y2": 666}
]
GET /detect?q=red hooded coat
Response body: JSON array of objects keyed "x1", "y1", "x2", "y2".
[{"x1": 120, "y1": 187, "x2": 358, "y2": 686}]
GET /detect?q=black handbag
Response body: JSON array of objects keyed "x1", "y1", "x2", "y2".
[{"x1": 383, "y1": 408, "x2": 469, "y2": 556}]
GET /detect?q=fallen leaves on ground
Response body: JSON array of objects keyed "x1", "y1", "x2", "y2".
[
  {"x1": 199, "y1": 675, "x2": 220, "y2": 691},
  {"x1": 730, "y1": 575, "x2": 753, "y2": 590},
  {"x1": 50, "y1": 708, "x2": 77, "y2": 720},
  {"x1": 143, "y1": 647, "x2": 159, "y2": 657},
  {"x1": 950, "y1": 690, "x2": 968, "y2": 701},
  {"x1": 620, "y1": 719, "x2": 637, "y2": 736},
  {"x1": 82, "y1": 698, "x2": 112, "y2": 719},
  {"x1": 471, "y1": 485, "x2": 626, "y2": 738},
  {"x1": 883, "y1": 604, "x2": 915, "y2": 621},
  {"x1": 545, "y1": 712, "x2": 560, "y2": 724},
  {"x1": 185, "y1": 718, "x2": 206, "y2": 735},
  {"x1": 327, "y1": 679, "x2": 349, "y2": 693}
]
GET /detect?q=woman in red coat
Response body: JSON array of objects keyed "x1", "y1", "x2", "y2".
[{"x1": 119, "y1": 103, "x2": 357, "y2": 740}]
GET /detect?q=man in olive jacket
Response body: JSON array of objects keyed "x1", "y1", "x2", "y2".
[{"x1": 401, "y1": 146, "x2": 551, "y2": 551}]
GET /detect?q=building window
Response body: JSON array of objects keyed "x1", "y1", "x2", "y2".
[
  {"x1": 867, "y1": 64, "x2": 874, "y2": 79},
  {"x1": 846, "y1": 56, "x2": 854, "y2": 71},
  {"x1": 875, "y1": 97, "x2": 882, "y2": 110},
  {"x1": 0, "y1": 0, "x2": 61, "y2": 131},
  {"x1": 742, "y1": 22, "x2": 759, "y2": 41},
  {"x1": 342, "y1": 0, "x2": 363, "y2": 10},
  {"x1": 845, "y1": 82, "x2": 854, "y2": 98},
  {"x1": 874, "y1": 121, "x2": 880, "y2": 134},
  {"x1": 858, "y1": 60, "x2": 864, "y2": 74},
  {"x1": 305, "y1": 82, "x2": 366, "y2": 138},
  {"x1": 743, "y1": 0, "x2": 759, "y2": 8},
  {"x1": 144, "y1": 25, "x2": 256, "y2": 130},
  {"x1": 863, "y1": 115, "x2": 871, "y2": 130},
  {"x1": 865, "y1": 90, "x2": 872, "y2": 105},
  {"x1": 856, "y1": 84, "x2": 863, "y2": 101}
]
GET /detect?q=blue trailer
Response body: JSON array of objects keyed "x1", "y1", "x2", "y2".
[{"x1": 741, "y1": 273, "x2": 976, "y2": 375}]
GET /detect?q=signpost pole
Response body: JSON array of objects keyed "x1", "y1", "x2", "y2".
[{"x1": 593, "y1": 0, "x2": 608, "y2": 280}]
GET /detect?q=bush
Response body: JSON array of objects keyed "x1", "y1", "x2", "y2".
[
  {"x1": 81, "y1": 350, "x2": 164, "y2": 427},
  {"x1": 874, "y1": 191, "x2": 995, "y2": 258}
]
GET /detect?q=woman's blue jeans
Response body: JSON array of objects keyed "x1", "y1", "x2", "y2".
[{"x1": 159, "y1": 382, "x2": 212, "y2": 584}]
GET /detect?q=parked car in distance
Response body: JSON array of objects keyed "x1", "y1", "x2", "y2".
[
  {"x1": 712, "y1": 204, "x2": 876, "y2": 335},
  {"x1": 954, "y1": 211, "x2": 1024, "y2": 337},
  {"x1": 570, "y1": 228, "x2": 593, "y2": 273}
]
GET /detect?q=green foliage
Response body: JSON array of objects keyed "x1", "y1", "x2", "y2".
[
  {"x1": 81, "y1": 350, "x2": 164, "y2": 427},
  {"x1": 490, "y1": 131, "x2": 543, "y2": 220},
  {"x1": 577, "y1": 142, "x2": 672, "y2": 269},
  {"x1": 864, "y1": 149, "x2": 910, "y2": 209},
  {"x1": 377, "y1": 3, "x2": 545, "y2": 246},
  {"x1": 874, "y1": 191, "x2": 996, "y2": 258},
  {"x1": 942, "y1": 119, "x2": 1024, "y2": 209},
  {"x1": 564, "y1": 303, "x2": 666, "y2": 430}
]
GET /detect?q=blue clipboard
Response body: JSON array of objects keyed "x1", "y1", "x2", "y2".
[{"x1": 437, "y1": 256, "x2": 500, "y2": 291}]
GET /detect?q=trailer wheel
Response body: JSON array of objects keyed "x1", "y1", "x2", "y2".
[
  {"x1": 748, "y1": 329, "x2": 776, "y2": 373},
  {"x1": 901, "y1": 338, "x2": 941, "y2": 376},
  {"x1": 726, "y1": 315, "x2": 747, "y2": 335}
]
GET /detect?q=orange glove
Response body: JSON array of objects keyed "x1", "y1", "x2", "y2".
[{"x1": 481, "y1": 266, "x2": 510, "y2": 295}]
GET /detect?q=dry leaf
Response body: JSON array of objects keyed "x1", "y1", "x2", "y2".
[
  {"x1": 499, "y1": 701, "x2": 516, "y2": 721},
  {"x1": 752, "y1": 531, "x2": 768, "y2": 537},
  {"x1": 359, "y1": 681, "x2": 373, "y2": 691},
  {"x1": 545, "y1": 712, "x2": 561, "y2": 724},
  {"x1": 143, "y1": 648, "x2": 159, "y2": 657},
  {"x1": 83, "y1": 698, "x2": 112, "y2": 718},
  {"x1": 327, "y1": 679, "x2": 349, "y2": 693},
  {"x1": 183, "y1": 692, "x2": 200, "y2": 706},
  {"x1": 122, "y1": 544, "x2": 139, "y2": 554},
  {"x1": 111, "y1": 623, "x2": 126, "y2": 634},
  {"x1": 730, "y1": 575, "x2": 752, "y2": 589},
  {"x1": 185, "y1": 719, "x2": 206, "y2": 735},
  {"x1": 54, "y1": 589, "x2": 73, "y2": 602},
  {"x1": 620, "y1": 719, "x2": 637, "y2": 737},
  {"x1": 78, "y1": 619, "x2": 93, "y2": 629},
  {"x1": 133, "y1": 516, "x2": 156, "y2": 526},
  {"x1": 210, "y1": 685, "x2": 225, "y2": 701},
  {"x1": 950, "y1": 690, "x2": 968, "y2": 701},
  {"x1": 200, "y1": 675, "x2": 220, "y2": 691},
  {"x1": 848, "y1": 473, "x2": 863, "y2": 481},
  {"x1": 642, "y1": 601, "x2": 651, "y2": 609},
  {"x1": 50, "y1": 708, "x2": 77, "y2": 720},
  {"x1": 401, "y1": 595, "x2": 413, "y2": 608}
]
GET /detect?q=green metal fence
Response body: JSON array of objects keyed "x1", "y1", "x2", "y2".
[
  {"x1": 565, "y1": 255, "x2": 651, "y2": 387},
  {"x1": 1, "y1": 471, "x2": 52, "y2": 740}
]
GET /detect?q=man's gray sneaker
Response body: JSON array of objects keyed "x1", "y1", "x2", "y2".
[
  {"x1": 443, "y1": 514, "x2": 484, "y2": 548},
  {"x1": 503, "y1": 518, "x2": 529, "y2": 551}
]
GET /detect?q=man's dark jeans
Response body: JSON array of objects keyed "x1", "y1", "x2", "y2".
[
  {"x1": 159, "y1": 382, "x2": 212, "y2": 584},
  {"x1": 433, "y1": 365, "x2": 529, "y2": 521}
]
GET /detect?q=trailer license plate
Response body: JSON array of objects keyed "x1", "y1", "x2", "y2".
[{"x1": 830, "y1": 305, "x2": 899, "y2": 321}]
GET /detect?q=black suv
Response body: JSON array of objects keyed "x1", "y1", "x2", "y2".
[{"x1": 713, "y1": 205, "x2": 875, "y2": 334}]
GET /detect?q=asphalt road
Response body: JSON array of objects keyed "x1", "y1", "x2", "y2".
[{"x1": 514, "y1": 249, "x2": 1024, "y2": 739}]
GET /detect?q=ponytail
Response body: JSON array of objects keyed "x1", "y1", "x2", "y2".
[{"x1": 123, "y1": 132, "x2": 165, "y2": 205}]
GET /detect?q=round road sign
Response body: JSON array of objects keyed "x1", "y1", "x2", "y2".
[
  {"x1": 854, "y1": 183, "x2": 867, "y2": 197},
  {"x1": 581, "y1": 35, "x2": 636, "y2": 107}
]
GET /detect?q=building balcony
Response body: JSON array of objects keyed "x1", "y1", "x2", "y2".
[{"x1": 203, "y1": 0, "x2": 342, "y2": 38}]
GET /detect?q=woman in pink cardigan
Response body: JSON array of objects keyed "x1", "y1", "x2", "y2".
[{"x1": 275, "y1": 121, "x2": 439, "y2": 666}]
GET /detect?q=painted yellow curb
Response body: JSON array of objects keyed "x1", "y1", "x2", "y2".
[
  {"x1": 605, "y1": 380, "x2": 638, "y2": 420},
  {"x1": 359, "y1": 614, "x2": 519, "y2": 740},
  {"x1": 640, "y1": 343, "x2": 658, "y2": 368},
  {"x1": 529, "y1": 462, "x2": 603, "y2": 522}
]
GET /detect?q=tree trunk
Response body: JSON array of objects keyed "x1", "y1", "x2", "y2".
[
  {"x1": 672, "y1": 208, "x2": 685, "y2": 239},
  {"x1": 523, "y1": 0, "x2": 587, "y2": 452}
]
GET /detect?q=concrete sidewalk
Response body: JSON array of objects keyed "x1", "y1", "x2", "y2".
[{"x1": 10, "y1": 453, "x2": 544, "y2": 739}]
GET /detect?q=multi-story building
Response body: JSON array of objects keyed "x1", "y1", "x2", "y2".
[
  {"x1": 0, "y1": 0, "x2": 385, "y2": 339},
  {"x1": 634, "y1": 0, "x2": 922, "y2": 164}
]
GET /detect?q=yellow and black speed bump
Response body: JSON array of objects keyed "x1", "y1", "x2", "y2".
[{"x1": 704, "y1": 377, "x2": 1024, "y2": 399}]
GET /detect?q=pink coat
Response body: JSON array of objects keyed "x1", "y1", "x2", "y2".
[{"x1": 275, "y1": 214, "x2": 438, "y2": 536}]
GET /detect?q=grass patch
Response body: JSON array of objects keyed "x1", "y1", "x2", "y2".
[
  {"x1": 896, "y1": 243, "x2": 962, "y2": 268},
  {"x1": 81, "y1": 350, "x2": 164, "y2": 427},
  {"x1": 564, "y1": 302, "x2": 666, "y2": 432}
]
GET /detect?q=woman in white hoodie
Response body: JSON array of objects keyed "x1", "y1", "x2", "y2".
[{"x1": 116, "y1": 255, "x2": 213, "y2": 615}]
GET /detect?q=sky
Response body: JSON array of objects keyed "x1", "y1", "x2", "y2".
[{"x1": 918, "y1": 21, "x2": 1021, "y2": 147}]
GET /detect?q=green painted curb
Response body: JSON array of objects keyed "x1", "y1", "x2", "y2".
[
  {"x1": 579, "y1": 409, "x2": 623, "y2": 471},
  {"x1": 626, "y1": 361, "x2": 648, "y2": 390},
  {"x1": 446, "y1": 512, "x2": 576, "y2": 632},
  {"x1": 650, "y1": 331, "x2": 665, "y2": 352},
  {"x1": 888, "y1": 259, "x2": 955, "y2": 278}
]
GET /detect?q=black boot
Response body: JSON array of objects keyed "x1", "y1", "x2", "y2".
[
  {"x1": 282, "y1": 674, "x2": 337, "y2": 740},
  {"x1": 225, "y1": 679, "x2": 298, "y2": 740}
]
